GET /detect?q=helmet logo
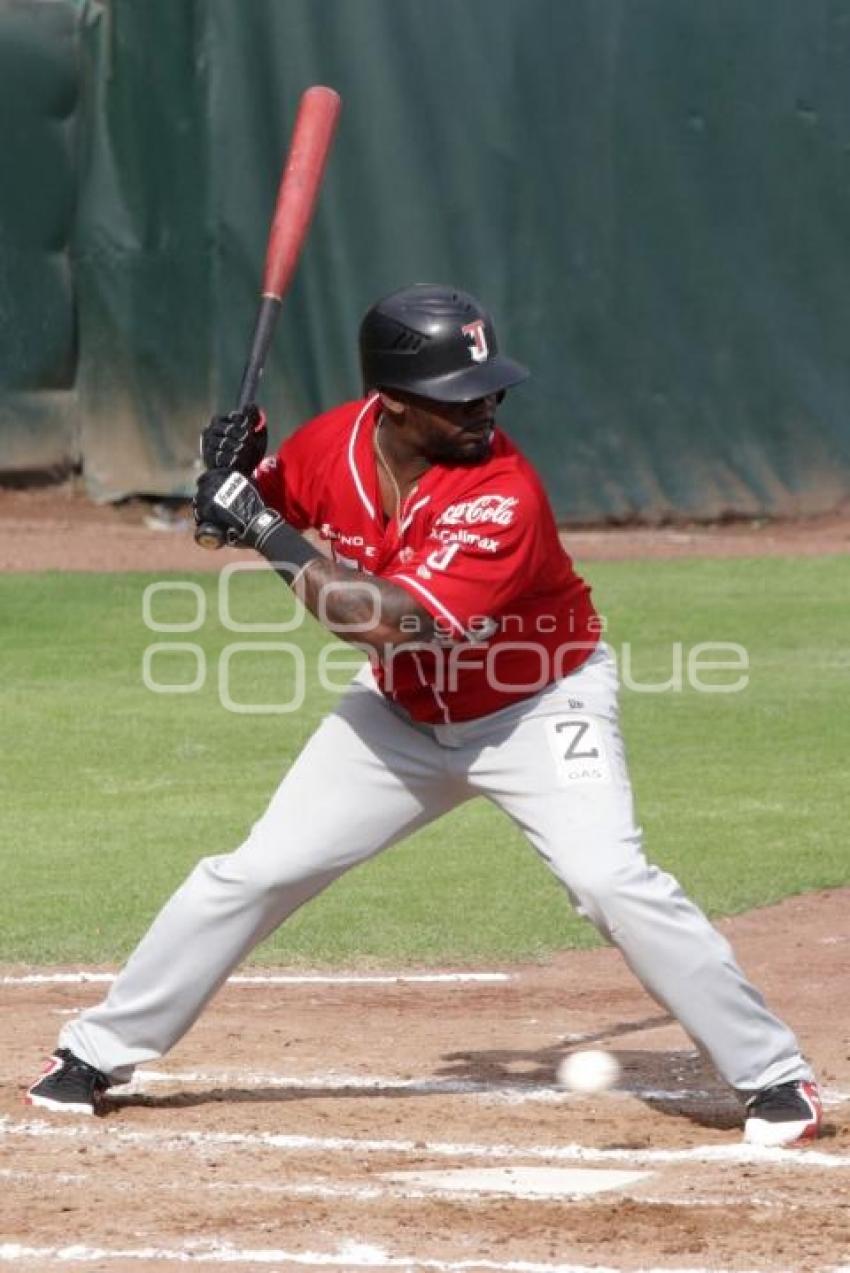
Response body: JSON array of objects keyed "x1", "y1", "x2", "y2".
[{"x1": 461, "y1": 319, "x2": 489, "y2": 364}]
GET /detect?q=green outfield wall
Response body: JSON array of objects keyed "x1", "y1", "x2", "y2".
[{"x1": 2, "y1": 0, "x2": 850, "y2": 518}]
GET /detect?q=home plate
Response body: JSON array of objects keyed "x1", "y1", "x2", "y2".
[{"x1": 384, "y1": 1166, "x2": 650, "y2": 1199}]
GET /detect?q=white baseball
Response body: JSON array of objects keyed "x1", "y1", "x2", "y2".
[{"x1": 556, "y1": 1049, "x2": 621, "y2": 1094}]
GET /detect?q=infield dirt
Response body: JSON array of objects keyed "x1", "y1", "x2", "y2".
[
  {"x1": 1, "y1": 483, "x2": 849, "y2": 571},
  {"x1": 2, "y1": 890, "x2": 849, "y2": 1272},
  {"x1": 1, "y1": 485, "x2": 848, "y2": 1270}
]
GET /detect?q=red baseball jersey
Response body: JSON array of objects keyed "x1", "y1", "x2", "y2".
[{"x1": 254, "y1": 395, "x2": 600, "y2": 723}]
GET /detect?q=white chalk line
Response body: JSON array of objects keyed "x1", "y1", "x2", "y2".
[
  {"x1": 1, "y1": 970, "x2": 510, "y2": 986},
  {"x1": 0, "y1": 1243, "x2": 808, "y2": 1273},
  {"x1": 117, "y1": 1067, "x2": 727, "y2": 1106},
  {"x1": 0, "y1": 1164, "x2": 645, "y2": 1207},
  {"x1": 3, "y1": 1164, "x2": 840, "y2": 1213},
  {"x1": 0, "y1": 1167, "x2": 572, "y2": 1206},
  {"x1": 3, "y1": 1116, "x2": 849, "y2": 1169},
  {"x1": 111, "y1": 1068, "x2": 850, "y2": 1113},
  {"x1": 0, "y1": 1167, "x2": 87, "y2": 1185}
]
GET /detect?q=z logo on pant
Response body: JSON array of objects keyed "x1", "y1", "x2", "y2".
[{"x1": 545, "y1": 717, "x2": 612, "y2": 785}]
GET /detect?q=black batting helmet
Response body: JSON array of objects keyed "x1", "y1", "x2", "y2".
[{"x1": 359, "y1": 284, "x2": 529, "y2": 404}]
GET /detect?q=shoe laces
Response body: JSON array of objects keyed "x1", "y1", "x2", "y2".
[
  {"x1": 55, "y1": 1050, "x2": 108, "y2": 1091},
  {"x1": 747, "y1": 1081, "x2": 805, "y2": 1115}
]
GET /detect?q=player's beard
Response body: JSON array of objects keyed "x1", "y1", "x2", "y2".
[{"x1": 425, "y1": 423, "x2": 495, "y2": 466}]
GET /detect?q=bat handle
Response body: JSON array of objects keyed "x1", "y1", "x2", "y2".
[
  {"x1": 194, "y1": 297, "x2": 282, "y2": 550},
  {"x1": 194, "y1": 523, "x2": 229, "y2": 550}
]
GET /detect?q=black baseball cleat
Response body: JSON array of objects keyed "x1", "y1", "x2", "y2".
[
  {"x1": 26, "y1": 1048, "x2": 111, "y2": 1115},
  {"x1": 744, "y1": 1079, "x2": 822, "y2": 1146}
]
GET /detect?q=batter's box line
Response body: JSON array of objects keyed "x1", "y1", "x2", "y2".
[
  {"x1": 98, "y1": 1068, "x2": 850, "y2": 1112},
  {"x1": 0, "y1": 970, "x2": 512, "y2": 986},
  {"x1": 0, "y1": 1240, "x2": 831, "y2": 1273},
  {"x1": 117, "y1": 1067, "x2": 721, "y2": 1102},
  {"x1": 1, "y1": 1165, "x2": 842, "y2": 1216},
  {"x1": 110, "y1": 1067, "x2": 805, "y2": 1109},
  {"x1": 3, "y1": 1116, "x2": 849, "y2": 1170}
]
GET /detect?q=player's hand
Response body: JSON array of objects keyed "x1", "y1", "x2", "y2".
[
  {"x1": 200, "y1": 405, "x2": 267, "y2": 474},
  {"x1": 193, "y1": 469, "x2": 282, "y2": 551}
]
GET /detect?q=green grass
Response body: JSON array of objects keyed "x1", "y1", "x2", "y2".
[{"x1": 1, "y1": 558, "x2": 848, "y2": 965}]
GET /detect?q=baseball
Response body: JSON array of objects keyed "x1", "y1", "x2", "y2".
[{"x1": 556, "y1": 1049, "x2": 621, "y2": 1094}]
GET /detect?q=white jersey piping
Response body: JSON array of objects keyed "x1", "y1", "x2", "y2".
[
  {"x1": 391, "y1": 572, "x2": 469, "y2": 640},
  {"x1": 411, "y1": 651, "x2": 452, "y2": 724},
  {"x1": 347, "y1": 394, "x2": 380, "y2": 520},
  {"x1": 400, "y1": 493, "x2": 431, "y2": 533}
]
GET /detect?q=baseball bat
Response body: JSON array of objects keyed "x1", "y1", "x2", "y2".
[{"x1": 195, "y1": 85, "x2": 342, "y2": 549}]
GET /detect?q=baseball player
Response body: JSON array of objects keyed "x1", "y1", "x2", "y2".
[{"x1": 28, "y1": 284, "x2": 821, "y2": 1145}]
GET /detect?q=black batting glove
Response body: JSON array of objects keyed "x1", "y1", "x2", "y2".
[
  {"x1": 193, "y1": 469, "x2": 282, "y2": 550},
  {"x1": 200, "y1": 404, "x2": 268, "y2": 474},
  {"x1": 194, "y1": 469, "x2": 322, "y2": 583}
]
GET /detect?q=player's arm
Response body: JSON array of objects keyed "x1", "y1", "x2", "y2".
[
  {"x1": 293, "y1": 555, "x2": 435, "y2": 647},
  {"x1": 193, "y1": 469, "x2": 434, "y2": 650}
]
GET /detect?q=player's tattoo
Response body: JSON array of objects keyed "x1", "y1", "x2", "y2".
[{"x1": 295, "y1": 557, "x2": 435, "y2": 651}]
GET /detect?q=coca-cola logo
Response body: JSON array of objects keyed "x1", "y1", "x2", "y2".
[{"x1": 435, "y1": 494, "x2": 518, "y2": 528}]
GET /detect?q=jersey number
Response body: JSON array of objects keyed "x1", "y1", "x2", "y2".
[{"x1": 425, "y1": 542, "x2": 462, "y2": 572}]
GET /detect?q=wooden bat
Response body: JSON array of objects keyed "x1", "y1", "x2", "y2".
[{"x1": 195, "y1": 85, "x2": 342, "y2": 549}]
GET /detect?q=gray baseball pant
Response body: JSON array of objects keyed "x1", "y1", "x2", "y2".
[{"x1": 63, "y1": 645, "x2": 811, "y2": 1092}]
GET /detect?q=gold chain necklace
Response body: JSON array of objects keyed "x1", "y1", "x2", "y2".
[{"x1": 374, "y1": 416, "x2": 403, "y2": 517}]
